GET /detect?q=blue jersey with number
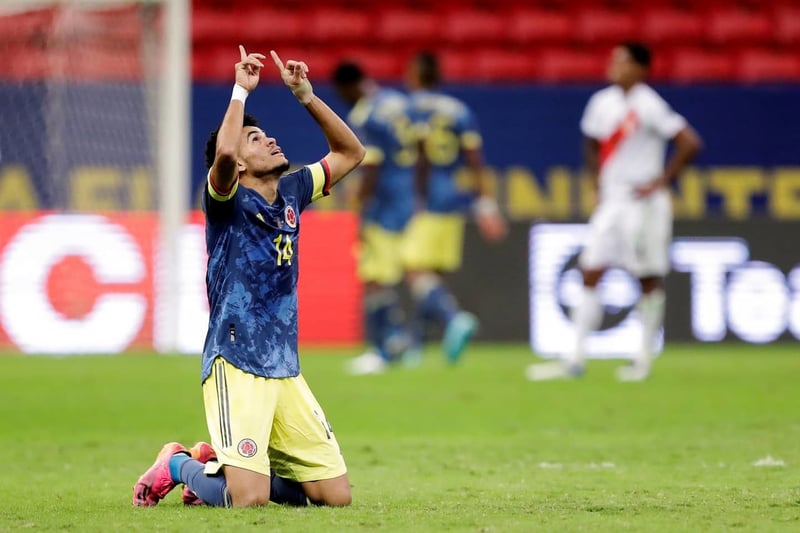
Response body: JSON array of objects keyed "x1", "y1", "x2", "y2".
[
  {"x1": 409, "y1": 89, "x2": 483, "y2": 213},
  {"x1": 201, "y1": 161, "x2": 330, "y2": 381},
  {"x1": 348, "y1": 88, "x2": 415, "y2": 231}
]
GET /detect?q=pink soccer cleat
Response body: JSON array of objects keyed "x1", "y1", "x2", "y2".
[
  {"x1": 189, "y1": 441, "x2": 217, "y2": 463},
  {"x1": 132, "y1": 442, "x2": 188, "y2": 507},
  {"x1": 181, "y1": 441, "x2": 218, "y2": 506}
]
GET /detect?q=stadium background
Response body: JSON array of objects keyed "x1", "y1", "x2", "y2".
[{"x1": 0, "y1": 0, "x2": 798, "y2": 354}]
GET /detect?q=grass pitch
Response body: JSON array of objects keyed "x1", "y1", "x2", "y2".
[{"x1": 0, "y1": 343, "x2": 798, "y2": 532}]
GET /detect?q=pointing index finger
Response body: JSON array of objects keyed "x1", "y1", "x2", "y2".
[
  {"x1": 270, "y1": 50, "x2": 284, "y2": 71},
  {"x1": 239, "y1": 45, "x2": 247, "y2": 62}
]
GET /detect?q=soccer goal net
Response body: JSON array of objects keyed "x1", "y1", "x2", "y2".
[{"x1": 0, "y1": 0, "x2": 190, "y2": 354}]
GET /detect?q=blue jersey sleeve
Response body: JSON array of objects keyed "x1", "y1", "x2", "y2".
[{"x1": 279, "y1": 161, "x2": 331, "y2": 212}]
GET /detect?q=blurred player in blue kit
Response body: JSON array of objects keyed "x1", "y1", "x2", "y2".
[
  {"x1": 404, "y1": 52, "x2": 507, "y2": 363},
  {"x1": 132, "y1": 46, "x2": 364, "y2": 508},
  {"x1": 332, "y1": 62, "x2": 417, "y2": 375}
]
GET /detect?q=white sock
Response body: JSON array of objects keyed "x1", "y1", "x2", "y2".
[
  {"x1": 636, "y1": 289, "x2": 665, "y2": 364},
  {"x1": 567, "y1": 287, "x2": 602, "y2": 365}
]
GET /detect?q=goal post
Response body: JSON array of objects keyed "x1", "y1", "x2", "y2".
[
  {"x1": 0, "y1": 0, "x2": 190, "y2": 353},
  {"x1": 155, "y1": 0, "x2": 191, "y2": 353}
]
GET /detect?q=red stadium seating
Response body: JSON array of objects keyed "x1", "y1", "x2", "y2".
[
  {"x1": 192, "y1": 7, "x2": 241, "y2": 44},
  {"x1": 440, "y1": 9, "x2": 505, "y2": 44},
  {"x1": 507, "y1": 8, "x2": 573, "y2": 44},
  {"x1": 41, "y1": 42, "x2": 141, "y2": 82},
  {"x1": 0, "y1": 6, "x2": 54, "y2": 41},
  {"x1": 192, "y1": 44, "x2": 240, "y2": 81},
  {"x1": 573, "y1": 7, "x2": 639, "y2": 43},
  {"x1": 236, "y1": 9, "x2": 305, "y2": 46},
  {"x1": 193, "y1": 45, "x2": 326, "y2": 82},
  {"x1": 670, "y1": 48, "x2": 735, "y2": 82},
  {"x1": 640, "y1": 7, "x2": 704, "y2": 45},
  {"x1": 274, "y1": 49, "x2": 341, "y2": 82},
  {"x1": 437, "y1": 48, "x2": 473, "y2": 82},
  {"x1": 0, "y1": 44, "x2": 51, "y2": 81},
  {"x1": 179, "y1": 0, "x2": 800, "y2": 83},
  {"x1": 335, "y1": 48, "x2": 403, "y2": 80},
  {"x1": 706, "y1": 7, "x2": 772, "y2": 44},
  {"x1": 473, "y1": 49, "x2": 538, "y2": 82},
  {"x1": 305, "y1": 7, "x2": 372, "y2": 43},
  {"x1": 774, "y1": 5, "x2": 800, "y2": 44},
  {"x1": 535, "y1": 48, "x2": 608, "y2": 82},
  {"x1": 60, "y1": 5, "x2": 143, "y2": 44},
  {"x1": 374, "y1": 8, "x2": 440, "y2": 45},
  {"x1": 736, "y1": 48, "x2": 800, "y2": 82}
]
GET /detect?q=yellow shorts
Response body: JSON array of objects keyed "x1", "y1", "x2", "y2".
[
  {"x1": 202, "y1": 357, "x2": 347, "y2": 482},
  {"x1": 403, "y1": 212, "x2": 465, "y2": 272},
  {"x1": 358, "y1": 223, "x2": 407, "y2": 285}
]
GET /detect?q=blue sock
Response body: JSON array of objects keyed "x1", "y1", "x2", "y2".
[
  {"x1": 168, "y1": 452, "x2": 191, "y2": 482},
  {"x1": 270, "y1": 474, "x2": 308, "y2": 506},
  {"x1": 178, "y1": 459, "x2": 231, "y2": 507},
  {"x1": 379, "y1": 296, "x2": 410, "y2": 360},
  {"x1": 364, "y1": 289, "x2": 396, "y2": 361},
  {"x1": 419, "y1": 285, "x2": 459, "y2": 326}
]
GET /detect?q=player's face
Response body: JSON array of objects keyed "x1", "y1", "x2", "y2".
[
  {"x1": 238, "y1": 126, "x2": 290, "y2": 176},
  {"x1": 607, "y1": 47, "x2": 642, "y2": 87}
]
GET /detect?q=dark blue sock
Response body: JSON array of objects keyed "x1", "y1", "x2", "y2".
[
  {"x1": 365, "y1": 289, "x2": 396, "y2": 361},
  {"x1": 365, "y1": 305, "x2": 390, "y2": 356},
  {"x1": 178, "y1": 459, "x2": 231, "y2": 507},
  {"x1": 419, "y1": 285, "x2": 458, "y2": 326},
  {"x1": 270, "y1": 474, "x2": 308, "y2": 506},
  {"x1": 379, "y1": 297, "x2": 410, "y2": 360}
]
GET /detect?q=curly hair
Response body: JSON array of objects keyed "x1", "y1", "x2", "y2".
[{"x1": 204, "y1": 113, "x2": 260, "y2": 170}]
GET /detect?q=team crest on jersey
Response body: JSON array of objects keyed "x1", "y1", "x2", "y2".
[
  {"x1": 237, "y1": 438, "x2": 258, "y2": 458},
  {"x1": 284, "y1": 205, "x2": 297, "y2": 228}
]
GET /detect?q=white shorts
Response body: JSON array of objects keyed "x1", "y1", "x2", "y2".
[{"x1": 579, "y1": 190, "x2": 672, "y2": 278}]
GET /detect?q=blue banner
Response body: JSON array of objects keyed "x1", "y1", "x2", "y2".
[{"x1": 1, "y1": 82, "x2": 798, "y2": 217}]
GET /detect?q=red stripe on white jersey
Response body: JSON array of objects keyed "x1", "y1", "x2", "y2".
[{"x1": 599, "y1": 110, "x2": 639, "y2": 168}]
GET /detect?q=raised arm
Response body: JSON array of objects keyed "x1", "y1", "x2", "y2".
[
  {"x1": 662, "y1": 126, "x2": 702, "y2": 184},
  {"x1": 270, "y1": 51, "x2": 365, "y2": 188},
  {"x1": 634, "y1": 125, "x2": 702, "y2": 198},
  {"x1": 209, "y1": 46, "x2": 265, "y2": 196}
]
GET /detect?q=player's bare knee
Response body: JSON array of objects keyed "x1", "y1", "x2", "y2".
[
  {"x1": 311, "y1": 488, "x2": 351, "y2": 507},
  {"x1": 229, "y1": 482, "x2": 270, "y2": 508},
  {"x1": 304, "y1": 475, "x2": 351, "y2": 507},
  {"x1": 327, "y1": 491, "x2": 352, "y2": 507},
  {"x1": 224, "y1": 466, "x2": 270, "y2": 507},
  {"x1": 231, "y1": 492, "x2": 270, "y2": 508}
]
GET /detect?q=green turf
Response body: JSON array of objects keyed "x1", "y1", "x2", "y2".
[{"x1": 0, "y1": 343, "x2": 798, "y2": 532}]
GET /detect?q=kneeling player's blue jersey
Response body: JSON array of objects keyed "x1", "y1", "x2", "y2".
[
  {"x1": 409, "y1": 89, "x2": 483, "y2": 214},
  {"x1": 201, "y1": 162, "x2": 330, "y2": 382},
  {"x1": 348, "y1": 88, "x2": 415, "y2": 232}
]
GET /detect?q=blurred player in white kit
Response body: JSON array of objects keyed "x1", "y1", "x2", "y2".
[{"x1": 528, "y1": 42, "x2": 702, "y2": 382}]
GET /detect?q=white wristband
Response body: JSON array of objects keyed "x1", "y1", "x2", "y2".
[
  {"x1": 231, "y1": 84, "x2": 249, "y2": 104},
  {"x1": 473, "y1": 196, "x2": 500, "y2": 217}
]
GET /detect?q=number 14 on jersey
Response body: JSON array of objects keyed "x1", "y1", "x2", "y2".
[{"x1": 272, "y1": 234, "x2": 294, "y2": 266}]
